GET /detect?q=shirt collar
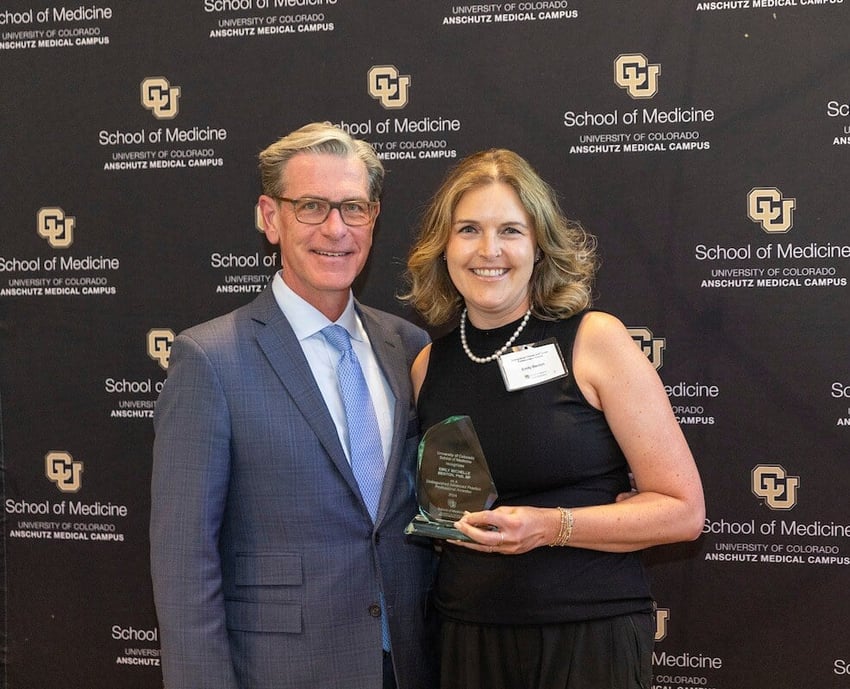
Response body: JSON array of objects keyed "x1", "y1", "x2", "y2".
[{"x1": 271, "y1": 272, "x2": 363, "y2": 342}]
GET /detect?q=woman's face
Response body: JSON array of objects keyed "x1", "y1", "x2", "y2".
[{"x1": 445, "y1": 182, "x2": 537, "y2": 327}]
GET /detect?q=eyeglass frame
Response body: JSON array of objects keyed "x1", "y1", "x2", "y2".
[{"x1": 272, "y1": 196, "x2": 380, "y2": 226}]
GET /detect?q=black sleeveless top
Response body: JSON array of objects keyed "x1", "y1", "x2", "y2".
[{"x1": 417, "y1": 311, "x2": 653, "y2": 624}]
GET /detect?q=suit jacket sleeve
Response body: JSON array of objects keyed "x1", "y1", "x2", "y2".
[{"x1": 150, "y1": 331, "x2": 239, "y2": 689}]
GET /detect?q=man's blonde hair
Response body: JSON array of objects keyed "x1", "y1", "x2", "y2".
[{"x1": 258, "y1": 122, "x2": 385, "y2": 200}]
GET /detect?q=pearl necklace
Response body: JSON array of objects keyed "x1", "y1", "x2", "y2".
[{"x1": 460, "y1": 307, "x2": 532, "y2": 364}]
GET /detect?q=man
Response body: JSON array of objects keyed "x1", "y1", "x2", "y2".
[{"x1": 150, "y1": 122, "x2": 436, "y2": 689}]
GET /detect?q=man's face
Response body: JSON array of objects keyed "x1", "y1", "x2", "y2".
[{"x1": 259, "y1": 152, "x2": 378, "y2": 319}]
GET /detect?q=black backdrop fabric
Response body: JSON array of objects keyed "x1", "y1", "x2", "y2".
[{"x1": 2, "y1": 2, "x2": 850, "y2": 687}]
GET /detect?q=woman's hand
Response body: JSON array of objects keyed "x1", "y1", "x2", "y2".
[{"x1": 448, "y1": 506, "x2": 560, "y2": 555}]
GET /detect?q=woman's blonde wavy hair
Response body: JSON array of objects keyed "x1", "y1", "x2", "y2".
[{"x1": 402, "y1": 149, "x2": 598, "y2": 326}]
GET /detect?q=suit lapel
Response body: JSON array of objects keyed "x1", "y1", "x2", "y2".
[
  {"x1": 249, "y1": 289, "x2": 362, "y2": 498},
  {"x1": 357, "y1": 303, "x2": 413, "y2": 526}
]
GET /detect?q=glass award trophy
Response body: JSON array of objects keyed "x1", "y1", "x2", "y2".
[{"x1": 404, "y1": 415, "x2": 498, "y2": 541}]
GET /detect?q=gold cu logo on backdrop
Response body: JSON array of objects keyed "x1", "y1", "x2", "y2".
[
  {"x1": 141, "y1": 76, "x2": 181, "y2": 120},
  {"x1": 628, "y1": 327, "x2": 665, "y2": 370},
  {"x1": 45, "y1": 451, "x2": 83, "y2": 493},
  {"x1": 747, "y1": 187, "x2": 795, "y2": 234},
  {"x1": 37, "y1": 207, "x2": 75, "y2": 248},
  {"x1": 148, "y1": 328, "x2": 175, "y2": 370},
  {"x1": 655, "y1": 607, "x2": 670, "y2": 642},
  {"x1": 614, "y1": 53, "x2": 661, "y2": 99},
  {"x1": 368, "y1": 65, "x2": 411, "y2": 109},
  {"x1": 751, "y1": 464, "x2": 800, "y2": 510}
]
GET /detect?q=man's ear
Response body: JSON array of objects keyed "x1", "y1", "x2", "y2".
[{"x1": 257, "y1": 195, "x2": 281, "y2": 244}]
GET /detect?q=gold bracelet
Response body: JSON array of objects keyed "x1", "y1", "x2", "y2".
[{"x1": 549, "y1": 507, "x2": 573, "y2": 547}]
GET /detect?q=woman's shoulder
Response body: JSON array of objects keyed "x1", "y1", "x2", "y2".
[
  {"x1": 574, "y1": 309, "x2": 656, "y2": 375},
  {"x1": 576, "y1": 309, "x2": 627, "y2": 335},
  {"x1": 547, "y1": 308, "x2": 624, "y2": 343}
]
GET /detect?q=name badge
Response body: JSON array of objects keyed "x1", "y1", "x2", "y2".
[{"x1": 497, "y1": 338, "x2": 568, "y2": 392}]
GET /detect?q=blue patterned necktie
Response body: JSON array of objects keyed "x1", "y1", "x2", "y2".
[
  {"x1": 322, "y1": 324, "x2": 392, "y2": 651},
  {"x1": 321, "y1": 324, "x2": 385, "y2": 522}
]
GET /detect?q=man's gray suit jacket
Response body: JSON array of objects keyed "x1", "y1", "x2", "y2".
[{"x1": 150, "y1": 286, "x2": 437, "y2": 689}]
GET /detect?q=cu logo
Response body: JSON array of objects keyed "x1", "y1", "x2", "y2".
[
  {"x1": 655, "y1": 607, "x2": 670, "y2": 642},
  {"x1": 141, "y1": 76, "x2": 181, "y2": 120},
  {"x1": 747, "y1": 188, "x2": 795, "y2": 234},
  {"x1": 148, "y1": 328, "x2": 175, "y2": 370},
  {"x1": 45, "y1": 451, "x2": 84, "y2": 493},
  {"x1": 614, "y1": 53, "x2": 661, "y2": 99},
  {"x1": 37, "y1": 207, "x2": 75, "y2": 249},
  {"x1": 628, "y1": 327, "x2": 665, "y2": 371},
  {"x1": 751, "y1": 464, "x2": 800, "y2": 510},
  {"x1": 367, "y1": 65, "x2": 411, "y2": 110}
]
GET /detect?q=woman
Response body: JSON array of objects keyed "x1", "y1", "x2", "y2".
[{"x1": 403, "y1": 149, "x2": 704, "y2": 689}]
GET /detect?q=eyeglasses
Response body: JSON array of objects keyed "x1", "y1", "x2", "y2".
[{"x1": 273, "y1": 196, "x2": 378, "y2": 226}]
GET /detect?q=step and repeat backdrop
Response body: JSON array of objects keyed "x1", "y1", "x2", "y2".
[{"x1": 2, "y1": 1, "x2": 850, "y2": 687}]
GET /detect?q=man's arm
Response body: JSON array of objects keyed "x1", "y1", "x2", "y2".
[{"x1": 150, "y1": 333, "x2": 239, "y2": 689}]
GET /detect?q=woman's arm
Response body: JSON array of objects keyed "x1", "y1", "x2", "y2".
[{"x1": 411, "y1": 343, "x2": 432, "y2": 404}]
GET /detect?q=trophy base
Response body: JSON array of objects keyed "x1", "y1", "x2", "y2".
[{"x1": 404, "y1": 514, "x2": 473, "y2": 542}]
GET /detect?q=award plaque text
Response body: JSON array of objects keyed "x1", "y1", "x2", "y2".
[{"x1": 404, "y1": 415, "x2": 498, "y2": 541}]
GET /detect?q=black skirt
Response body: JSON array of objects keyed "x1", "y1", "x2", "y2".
[{"x1": 439, "y1": 613, "x2": 654, "y2": 689}]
